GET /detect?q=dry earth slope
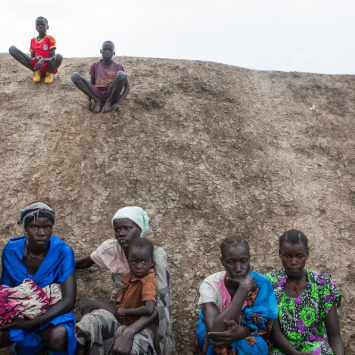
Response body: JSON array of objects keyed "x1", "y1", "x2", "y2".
[{"x1": 0, "y1": 53, "x2": 355, "y2": 354}]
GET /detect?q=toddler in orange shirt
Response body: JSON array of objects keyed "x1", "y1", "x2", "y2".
[
  {"x1": 115, "y1": 238, "x2": 157, "y2": 325},
  {"x1": 78, "y1": 237, "x2": 157, "y2": 326}
]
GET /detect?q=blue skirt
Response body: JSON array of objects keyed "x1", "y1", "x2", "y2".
[{"x1": 9, "y1": 312, "x2": 77, "y2": 355}]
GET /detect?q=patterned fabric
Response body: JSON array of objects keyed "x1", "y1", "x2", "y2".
[
  {"x1": 75, "y1": 309, "x2": 157, "y2": 355},
  {"x1": 192, "y1": 271, "x2": 278, "y2": 355},
  {"x1": 0, "y1": 279, "x2": 62, "y2": 326},
  {"x1": 17, "y1": 201, "x2": 55, "y2": 228},
  {"x1": 88, "y1": 241, "x2": 172, "y2": 355},
  {"x1": 111, "y1": 206, "x2": 150, "y2": 236},
  {"x1": 265, "y1": 269, "x2": 342, "y2": 355},
  {"x1": 90, "y1": 239, "x2": 130, "y2": 275},
  {"x1": 0, "y1": 235, "x2": 77, "y2": 355}
]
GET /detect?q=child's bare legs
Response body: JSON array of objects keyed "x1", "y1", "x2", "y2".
[
  {"x1": 70, "y1": 73, "x2": 103, "y2": 113},
  {"x1": 48, "y1": 53, "x2": 63, "y2": 73},
  {"x1": 8, "y1": 46, "x2": 34, "y2": 71},
  {"x1": 81, "y1": 298, "x2": 117, "y2": 316},
  {"x1": 76, "y1": 299, "x2": 117, "y2": 355},
  {"x1": 102, "y1": 71, "x2": 127, "y2": 113}
]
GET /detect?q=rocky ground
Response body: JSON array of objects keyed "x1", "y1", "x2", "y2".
[{"x1": 0, "y1": 53, "x2": 354, "y2": 354}]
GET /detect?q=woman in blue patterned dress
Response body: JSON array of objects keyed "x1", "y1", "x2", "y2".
[
  {"x1": 191, "y1": 235, "x2": 278, "y2": 355},
  {"x1": 266, "y1": 229, "x2": 344, "y2": 355}
]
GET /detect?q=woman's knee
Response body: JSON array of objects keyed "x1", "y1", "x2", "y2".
[{"x1": 43, "y1": 325, "x2": 68, "y2": 353}]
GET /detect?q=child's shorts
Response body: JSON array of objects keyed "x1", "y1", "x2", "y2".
[
  {"x1": 30, "y1": 59, "x2": 58, "y2": 75},
  {"x1": 89, "y1": 85, "x2": 121, "y2": 103}
]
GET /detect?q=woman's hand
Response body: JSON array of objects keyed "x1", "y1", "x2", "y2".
[
  {"x1": 226, "y1": 266, "x2": 257, "y2": 292},
  {"x1": 208, "y1": 320, "x2": 251, "y2": 347},
  {"x1": 111, "y1": 327, "x2": 135, "y2": 355},
  {"x1": 270, "y1": 318, "x2": 312, "y2": 355},
  {"x1": 0, "y1": 316, "x2": 34, "y2": 331}
]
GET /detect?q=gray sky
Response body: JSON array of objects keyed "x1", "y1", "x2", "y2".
[{"x1": 2, "y1": 0, "x2": 354, "y2": 74}]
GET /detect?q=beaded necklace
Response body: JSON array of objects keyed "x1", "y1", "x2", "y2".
[
  {"x1": 24, "y1": 238, "x2": 48, "y2": 260},
  {"x1": 287, "y1": 271, "x2": 306, "y2": 295}
]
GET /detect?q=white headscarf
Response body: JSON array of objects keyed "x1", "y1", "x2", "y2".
[{"x1": 111, "y1": 206, "x2": 150, "y2": 237}]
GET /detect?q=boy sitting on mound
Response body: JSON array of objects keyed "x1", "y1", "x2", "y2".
[
  {"x1": 9, "y1": 16, "x2": 62, "y2": 84},
  {"x1": 75, "y1": 238, "x2": 157, "y2": 354},
  {"x1": 71, "y1": 41, "x2": 130, "y2": 113}
]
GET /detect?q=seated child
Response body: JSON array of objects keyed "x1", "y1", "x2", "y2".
[
  {"x1": 266, "y1": 229, "x2": 345, "y2": 355},
  {"x1": 9, "y1": 16, "x2": 62, "y2": 84},
  {"x1": 75, "y1": 237, "x2": 157, "y2": 354},
  {"x1": 0, "y1": 278, "x2": 62, "y2": 326},
  {"x1": 71, "y1": 41, "x2": 130, "y2": 114}
]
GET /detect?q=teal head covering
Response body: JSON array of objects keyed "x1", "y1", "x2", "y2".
[{"x1": 111, "y1": 206, "x2": 150, "y2": 237}]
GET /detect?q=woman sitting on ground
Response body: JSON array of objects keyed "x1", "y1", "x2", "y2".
[
  {"x1": 191, "y1": 235, "x2": 278, "y2": 355},
  {"x1": 75, "y1": 206, "x2": 172, "y2": 355},
  {"x1": 266, "y1": 229, "x2": 344, "y2": 355},
  {"x1": 0, "y1": 202, "x2": 77, "y2": 355}
]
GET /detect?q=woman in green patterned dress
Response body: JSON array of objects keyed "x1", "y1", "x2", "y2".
[{"x1": 266, "y1": 229, "x2": 344, "y2": 355}]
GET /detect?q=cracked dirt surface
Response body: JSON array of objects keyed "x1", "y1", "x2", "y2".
[{"x1": 0, "y1": 53, "x2": 354, "y2": 353}]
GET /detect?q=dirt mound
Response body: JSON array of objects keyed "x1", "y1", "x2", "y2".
[{"x1": 0, "y1": 53, "x2": 354, "y2": 353}]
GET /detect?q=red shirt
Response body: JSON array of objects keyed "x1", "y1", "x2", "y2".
[
  {"x1": 29, "y1": 36, "x2": 56, "y2": 58},
  {"x1": 89, "y1": 60, "x2": 125, "y2": 90}
]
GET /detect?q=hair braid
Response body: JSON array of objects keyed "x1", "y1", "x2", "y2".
[
  {"x1": 220, "y1": 234, "x2": 250, "y2": 259},
  {"x1": 279, "y1": 229, "x2": 308, "y2": 250}
]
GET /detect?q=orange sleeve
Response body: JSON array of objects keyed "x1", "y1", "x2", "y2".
[
  {"x1": 142, "y1": 277, "x2": 157, "y2": 302},
  {"x1": 29, "y1": 38, "x2": 34, "y2": 52},
  {"x1": 48, "y1": 35, "x2": 56, "y2": 49},
  {"x1": 115, "y1": 288, "x2": 124, "y2": 304}
]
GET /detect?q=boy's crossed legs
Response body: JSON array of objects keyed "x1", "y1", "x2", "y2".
[
  {"x1": 71, "y1": 71, "x2": 127, "y2": 113},
  {"x1": 9, "y1": 46, "x2": 62, "y2": 74}
]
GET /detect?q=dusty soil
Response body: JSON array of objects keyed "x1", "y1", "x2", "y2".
[{"x1": 0, "y1": 53, "x2": 354, "y2": 354}]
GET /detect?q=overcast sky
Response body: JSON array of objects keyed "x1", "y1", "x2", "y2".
[{"x1": 2, "y1": 0, "x2": 354, "y2": 74}]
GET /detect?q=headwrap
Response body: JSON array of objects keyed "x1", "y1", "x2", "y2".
[
  {"x1": 17, "y1": 202, "x2": 55, "y2": 229},
  {"x1": 111, "y1": 206, "x2": 149, "y2": 237}
]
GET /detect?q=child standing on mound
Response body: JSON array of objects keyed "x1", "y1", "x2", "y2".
[
  {"x1": 71, "y1": 41, "x2": 130, "y2": 113},
  {"x1": 75, "y1": 238, "x2": 157, "y2": 355},
  {"x1": 9, "y1": 16, "x2": 62, "y2": 84}
]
